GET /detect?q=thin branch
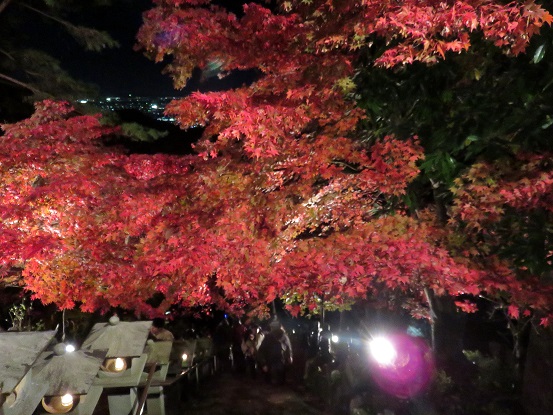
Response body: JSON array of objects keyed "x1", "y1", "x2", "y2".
[
  {"x1": 0, "y1": 71, "x2": 45, "y2": 95},
  {"x1": 0, "y1": 0, "x2": 14, "y2": 16},
  {"x1": 332, "y1": 160, "x2": 361, "y2": 172},
  {"x1": 423, "y1": 287, "x2": 438, "y2": 321},
  {"x1": 21, "y1": 2, "x2": 119, "y2": 51},
  {"x1": 0, "y1": 48, "x2": 15, "y2": 61},
  {"x1": 21, "y1": 2, "x2": 73, "y2": 29}
]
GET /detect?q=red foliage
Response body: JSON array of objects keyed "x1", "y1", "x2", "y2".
[
  {"x1": 450, "y1": 153, "x2": 553, "y2": 324},
  {"x1": 1, "y1": 0, "x2": 552, "y2": 321}
]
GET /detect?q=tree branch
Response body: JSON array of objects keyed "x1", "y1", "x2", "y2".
[
  {"x1": 0, "y1": 0, "x2": 14, "y2": 16},
  {"x1": 21, "y1": 2, "x2": 73, "y2": 29},
  {"x1": 0, "y1": 47, "x2": 15, "y2": 61},
  {"x1": 0, "y1": 72, "x2": 45, "y2": 95}
]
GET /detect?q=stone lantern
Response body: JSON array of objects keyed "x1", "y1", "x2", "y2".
[
  {"x1": 0, "y1": 331, "x2": 56, "y2": 415},
  {"x1": 80, "y1": 315, "x2": 151, "y2": 415},
  {"x1": 140, "y1": 339, "x2": 173, "y2": 415},
  {"x1": 30, "y1": 342, "x2": 107, "y2": 415}
]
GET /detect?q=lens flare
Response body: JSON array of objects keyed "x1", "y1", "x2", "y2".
[
  {"x1": 368, "y1": 333, "x2": 434, "y2": 398},
  {"x1": 369, "y1": 337, "x2": 397, "y2": 366}
]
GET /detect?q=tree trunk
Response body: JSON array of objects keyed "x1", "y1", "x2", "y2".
[
  {"x1": 522, "y1": 326, "x2": 553, "y2": 415},
  {"x1": 425, "y1": 289, "x2": 474, "y2": 381}
]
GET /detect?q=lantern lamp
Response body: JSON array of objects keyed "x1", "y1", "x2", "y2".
[
  {"x1": 41, "y1": 393, "x2": 76, "y2": 414},
  {"x1": 101, "y1": 357, "x2": 128, "y2": 374},
  {"x1": 0, "y1": 331, "x2": 56, "y2": 415}
]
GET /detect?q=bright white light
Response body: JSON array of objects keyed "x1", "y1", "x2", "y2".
[
  {"x1": 79, "y1": 99, "x2": 88, "y2": 104},
  {"x1": 114, "y1": 358, "x2": 125, "y2": 371},
  {"x1": 65, "y1": 344, "x2": 76, "y2": 353},
  {"x1": 60, "y1": 394, "x2": 73, "y2": 407},
  {"x1": 182, "y1": 353, "x2": 188, "y2": 361},
  {"x1": 369, "y1": 337, "x2": 397, "y2": 366},
  {"x1": 151, "y1": 104, "x2": 158, "y2": 109},
  {"x1": 331, "y1": 334, "x2": 339, "y2": 343}
]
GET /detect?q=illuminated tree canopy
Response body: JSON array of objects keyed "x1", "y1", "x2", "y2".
[{"x1": 1, "y1": 0, "x2": 552, "y2": 324}]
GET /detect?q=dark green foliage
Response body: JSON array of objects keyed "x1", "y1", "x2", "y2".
[
  {"x1": 356, "y1": 34, "x2": 553, "y2": 186},
  {"x1": 355, "y1": 30, "x2": 553, "y2": 271}
]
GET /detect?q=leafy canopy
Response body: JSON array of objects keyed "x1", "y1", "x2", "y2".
[{"x1": 1, "y1": 0, "x2": 552, "y2": 322}]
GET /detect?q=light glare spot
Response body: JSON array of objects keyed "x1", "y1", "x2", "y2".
[
  {"x1": 369, "y1": 337, "x2": 397, "y2": 366},
  {"x1": 114, "y1": 358, "x2": 125, "y2": 371},
  {"x1": 60, "y1": 394, "x2": 73, "y2": 407}
]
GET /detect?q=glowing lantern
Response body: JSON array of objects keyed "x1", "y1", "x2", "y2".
[
  {"x1": 102, "y1": 357, "x2": 128, "y2": 373},
  {"x1": 41, "y1": 394, "x2": 74, "y2": 414}
]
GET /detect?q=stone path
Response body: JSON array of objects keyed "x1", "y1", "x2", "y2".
[{"x1": 165, "y1": 372, "x2": 329, "y2": 415}]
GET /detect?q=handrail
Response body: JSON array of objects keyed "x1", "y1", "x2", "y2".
[
  {"x1": 135, "y1": 362, "x2": 157, "y2": 415},
  {"x1": 147, "y1": 366, "x2": 195, "y2": 387},
  {"x1": 141, "y1": 356, "x2": 215, "y2": 387}
]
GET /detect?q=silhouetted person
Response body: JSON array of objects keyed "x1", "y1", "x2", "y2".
[
  {"x1": 213, "y1": 318, "x2": 232, "y2": 371},
  {"x1": 150, "y1": 317, "x2": 174, "y2": 341},
  {"x1": 241, "y1": 329, "x2": 258, "y2": 378},
  {"x1": 257, "y1": 322, "x2": 292, "y2": 385},
  {"x1": 231, "y1": 318, "x2": 247, "y2": 373}
]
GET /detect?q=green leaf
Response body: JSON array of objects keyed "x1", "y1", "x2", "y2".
[
  {"x1": 541, "y1": 115, "x2": 553, "y2": 130},
  {"x1": 463, "y1": 135, "x2": 479, "y2": 147},
  {"x1": 335, "y1": 77, "x2": 356, "y2": 94},
  {"x1": 532, "y1": 44, "x2": 546, "y2": 64}
]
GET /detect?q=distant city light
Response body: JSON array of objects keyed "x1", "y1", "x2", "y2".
[
  {"x1": 331, "y1": 334, "x2": 339, "y2": 343},
  {"x1": 86, "y1": 96, "x2": 179, "y2": 124},
  {"x1": 79, "y1": 99, "x2": 88, "y2": 104}
]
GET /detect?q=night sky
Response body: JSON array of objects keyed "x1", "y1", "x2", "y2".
[
  {"x1": 38, "y1": 0, "x2": 177, "y2": 97},
  {"x1": 39, "y1": 0, "x2": 251, "y2": 98}
]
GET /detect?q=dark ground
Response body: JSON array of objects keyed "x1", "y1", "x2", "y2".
[{"x1": 164, "y1": 371, "x2": 329, "y2": 415}]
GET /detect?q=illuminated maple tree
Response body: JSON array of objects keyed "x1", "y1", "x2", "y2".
[{"x1": 1, "y1": 0, "x2": 552, "y2": 329}]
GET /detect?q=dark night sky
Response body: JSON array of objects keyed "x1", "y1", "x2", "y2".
[
  {"x1": 33, "y1": 0, "x2": 251, "y2": 98},
  {"x1": 38, "y1": 0, "x2": 178, "y2": 97}
]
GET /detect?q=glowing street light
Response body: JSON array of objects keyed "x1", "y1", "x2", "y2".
[
  {"x1": 367, "y1": 333, "x2": 435, "y2": 399},
  {"x1": 368, "y1": 336, "x2": 397, "y2": 366}
]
